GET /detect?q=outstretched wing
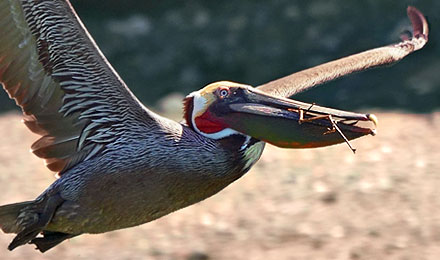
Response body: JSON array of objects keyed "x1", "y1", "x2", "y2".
[
  {"x1": 257, "y1": 6, "x2": 429, "y2": 98},
  {"x1": 0, "y1": 0, "x2": 154, "y2": 174}
]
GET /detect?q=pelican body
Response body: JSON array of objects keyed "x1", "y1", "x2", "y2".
[{"x1": 0, "y1": 0, "x2": 428, "y2": 253}]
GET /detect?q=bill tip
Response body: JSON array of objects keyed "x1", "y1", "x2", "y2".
[{"x1": 367, "y1": 114, "x2": 378, "y2": 127}]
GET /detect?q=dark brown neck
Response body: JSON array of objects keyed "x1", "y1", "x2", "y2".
[{"x1": 182, "y1": 96, "x2": 194, "y2": 129}]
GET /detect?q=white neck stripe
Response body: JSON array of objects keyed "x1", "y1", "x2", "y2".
[{"x1": 188, "y1": 91, "x2": 241, "y2": 140}]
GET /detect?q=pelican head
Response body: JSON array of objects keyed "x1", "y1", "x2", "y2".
[{"x1": 184, "y1": 81, "x2": 377, "y2": 149}]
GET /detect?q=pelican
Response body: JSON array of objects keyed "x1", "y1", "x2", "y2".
[{"x1": 0, "y1": 0, "x2": 428, "y2": 253}]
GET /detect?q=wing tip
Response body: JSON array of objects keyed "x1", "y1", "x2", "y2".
[{"x1": 406, "y1": 6, "x2": 429, "y2": 50}]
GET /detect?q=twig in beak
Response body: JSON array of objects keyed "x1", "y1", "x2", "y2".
[
  {"x1": 327, "y1": 116, "x2": 357, "y2": 154},
  {"x1": 297, "y1": 111, "x2": 357, "y2": 153}
]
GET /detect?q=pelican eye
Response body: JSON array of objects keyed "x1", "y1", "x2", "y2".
[{"x1": 217, "y1": 87, "x2": 230, "y2": 98}]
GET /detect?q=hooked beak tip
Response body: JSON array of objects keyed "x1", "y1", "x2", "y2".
[{"x1": 367, "y1": 113, "x2": 379, "y2": 128}]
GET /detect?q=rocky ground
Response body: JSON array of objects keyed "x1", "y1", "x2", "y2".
[{"x1": 0, "y1": 111, "x2": 440, "y2": 260}]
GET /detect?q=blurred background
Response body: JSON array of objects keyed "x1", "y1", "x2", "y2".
[
  {"x1": 0, "y1": 0, "x2": 438, "y2": 112},
  {"x1": 1, "y1": 0, "x2": 440, "y2": 259}
]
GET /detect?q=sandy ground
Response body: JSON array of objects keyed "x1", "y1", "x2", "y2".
[{"x1": 0, "y1": 111, "x2": 440, "y2": 260}]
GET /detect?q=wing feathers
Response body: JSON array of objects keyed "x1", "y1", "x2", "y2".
[
  {"x1": 0, "y1": 0, "x2": 153, "y2": 174},
  {"x1": 31, "y1": 135, "x2": 78, "y2": 158},
  {"x1": 407, "y1": 6, "x2": 429, "y2": 43},
  {"x1": 257, "y1": 6, "x2": 429, "y2": 98}
]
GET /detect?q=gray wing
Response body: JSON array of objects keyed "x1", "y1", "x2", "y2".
[
  {"x1": 0, "y1": 0, "x2": 155, "y2": 174},
  {"x1": 257, "y1": 6, "x2": 429, "y2": 98}
]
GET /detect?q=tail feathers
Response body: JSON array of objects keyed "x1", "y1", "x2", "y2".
[
  {"x1": 31, "y1": 231, "x2": 77, "y2": 253},
  {"x1": 0, "y1": 201, "x2": 34, "y2": 234},
  {"x1": 2, "y1": 194, "x2": 65, "y2": 251}
]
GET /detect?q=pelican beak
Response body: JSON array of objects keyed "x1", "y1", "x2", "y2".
[{"x1": 216, "y1": 87, "x2": 377, "y2": 150}]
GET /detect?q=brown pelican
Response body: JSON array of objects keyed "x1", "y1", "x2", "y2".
[{"x1": 0, "y1": 0, "x2": 428, "y2": 253}]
